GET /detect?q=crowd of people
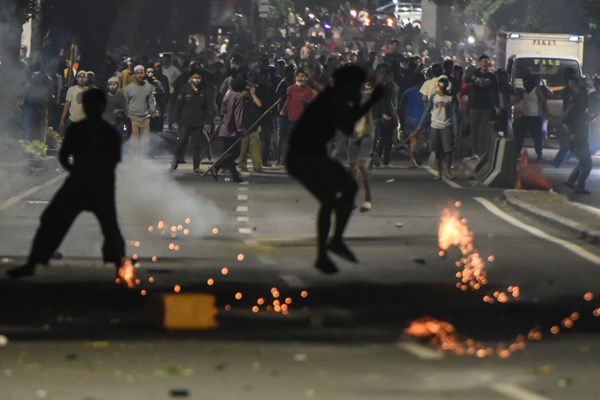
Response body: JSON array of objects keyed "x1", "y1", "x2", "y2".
[{"x1": 16, "y1": 6, "x2": 600, "y2": 196}]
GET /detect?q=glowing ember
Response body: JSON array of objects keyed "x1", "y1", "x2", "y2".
[
  {"x1": 571, "y1": 312, "x2": 580, "y2": 320},
  {"x1": 252, "y1": 306, "x2": 259, "y2": 313},
  {"x1": 438, "y1": 206, "x2": 488, "y2": 291},
  {"x1": 212, "y1": 227, "x2": 219, "y2": 234},
  {"x1": 148, "y1": 226, "x2": 154, "y2": 232},
  {"x1": 171, "y1": 226, "x2": 177, "y2": 232},
  {"x1": 235, "y1": 292, "x2": 243, "y2": 300},
  {"x1": 185, "y1": 217, "x2": 191, "y2": 224},
  {"x1": 183, "y1": 229, "x2": 190, "y2": 235},
  {"x1": 237, "y1": 253, "x2": 245, "y2": 262},
  {"x1": 148, "y1": 276, "x2": 155, "y2": 283},
  {"x1": 221, "y1": 267, "x2": 229, "y2": 276},
  {"x1": 116, "y1": 258, "x2": 139, "y2": 289},
  {"x1": 225, "y1": 304, "x2": 231, "y2": 311},
  {"x1": 140, "y1": 290, "x2": 147, "y2": 296},
  {"x1": 487, "y1": 255, "x2": 495, "y2": 262},
  {"x1": 527, "y1": 328, "x2": 543, "y2": 341},
  {"x1": 584, "y1": 292, "x2": 594, "y2": 301},
  {"x1": 593, "y1": 308, "x2": 600, "y2": 317},
  {"x1": 550, "y1": 325, "x2": 560, "y2": 334},
  {"x1": 285, "y1": 297, "x2": 293, "y2": 305},
  {"x1": 157, "y1": 221, "x2": 165, "y2": 229},
  {"x1": 177, "y1": 224, "x2": 183, "y2": 231},
  {"x1": 151, "y1": 256, "x2": 158, "y2": 262},
  {"x1": 173, "y1": 284, "x2": 182, "y2": 293},
  {"x1": 301, "y1": 290, "x2": 309, "y2": 298},
  {"x1": 207, "y1": 278, "x2": 215, "y2": 286}
]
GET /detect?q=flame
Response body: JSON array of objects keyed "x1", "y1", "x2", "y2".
[
  {"x1": 438, "y1": 206, "x2": 488, "y2": 290},
  {"x1": 116, "y1": 257, "x2": 139, "y2": 289},
  {"x1": 405, "y1": 317, "x2": 527, "y2": 358}
]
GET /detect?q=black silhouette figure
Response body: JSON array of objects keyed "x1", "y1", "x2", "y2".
[
  {"x1": 7, "y1": 88, "x2": 128, "y2": 279},
  {"x1": 286, "y1": 65, "x2": 383, "y2": 273}
]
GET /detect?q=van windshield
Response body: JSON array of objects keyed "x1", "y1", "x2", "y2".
[{"x1": 513, "y1": 57, "x2": 581, "y2": 87}]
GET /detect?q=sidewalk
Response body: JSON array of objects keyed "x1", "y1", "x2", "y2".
[
  {"x1": 499, "y1": 143, "x2": 600, "y2": 243},
  {"x1": 504, "y1": 189, "x2": 600, "y2": 243}
]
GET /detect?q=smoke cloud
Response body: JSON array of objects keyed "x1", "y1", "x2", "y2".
[{"x1": 115, "y1": 158, "x2": 223, "y2": 259}]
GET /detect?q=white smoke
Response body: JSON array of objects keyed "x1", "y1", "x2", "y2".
[{"x1": 115, "y1": 158, "x2": 223, "y2": 259}]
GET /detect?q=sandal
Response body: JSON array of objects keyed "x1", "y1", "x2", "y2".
[{"x1": 359, "y1": 201, "x2": 372, "y2": 212}]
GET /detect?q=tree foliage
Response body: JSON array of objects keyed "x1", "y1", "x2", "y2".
[{"x1": 433, "y1": 0, "x2": 600, "y2": 42}]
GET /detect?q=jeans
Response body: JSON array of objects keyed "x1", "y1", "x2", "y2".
[
  {"x1": 566, "y1": 140, "x2": 592, "y2": 191},
  {"x1": 276, "y1": 116, "x2": 290, "y2": 164}
]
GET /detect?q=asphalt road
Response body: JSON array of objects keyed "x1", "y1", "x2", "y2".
[{"x1": 1, "y1": 145, "x2": 600, "y2": 399}]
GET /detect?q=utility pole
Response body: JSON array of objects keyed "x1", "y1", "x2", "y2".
[{"x1": 29, "y1": 0, "x2": 43, "y2": 63}]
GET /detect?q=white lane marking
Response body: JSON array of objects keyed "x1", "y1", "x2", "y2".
[
  {"x1": 240, "y1": 181, "x2": 249, "y2": 185},
  {"x1": 237, "y1": 194, "x2": 248, "y2": 201},
  {"x1": 475, "y1": 197, "x2": 600, "y2": 266},
  {"x1": 0, "y1": 175, "x2": 63, "y2": 211},
  {"x1": 28, "y1": 200, "x2": 49, "y2": 204},
  {"x1": 279, "y1": 274, "x2": 306, "y2": 288},
  {"x1": 236, "y1": 206, "x2": 249, "y2": 212},
  {"x1": 238, "y1": 187, "x2": 249, "y2": 191},
  {"x1": 257, "y1": 255, "x2": 277, "y2": 266},
  {"x1": 237, "y1": 216, "x2": 249, "y2": 222},
  {"x1": 491, "y1": 383, "x2": 554, "y2": 400},
  {"x1": 238, "y1": 227, "x2": 253, "y2": 234},
  {"x1": 397, "y1": 342, "x2": 443, "y2": 360},
  {"x1": 423, "y1": 166, "x2": 461, "y2": 189}
]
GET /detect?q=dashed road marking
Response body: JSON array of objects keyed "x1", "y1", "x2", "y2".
[
  {"x1": 237, "y1": 216, "x2": 250, "y2": 222},
  {"x1": 279, "y1": 274, "x2": 306, "y2": 288},
  {"x1": 0, "y1": 175, "x2": 63, "y2": 211},
  {"x1": 491, "y1": 383, "x2": 554, "y2": 400},
  {"x1": 238, "y1": 227, "x2": 253, "y2": 234},
  {"x1": 236, "y1": 206, "x2": 249, "y2": 212},
  {"x1": 237, "y1": 194, "x2": 248, "y2": 201},
  {"x1": 238, "y1": 186, "x2": 249, "y2": 191},
  {"x1": 475, "y1": 197, "x2": 600, "y2": 266},
  {"x1": 257, "y1": 255, "x2": 277, "y2": 266},
  {"x1": 423, "y1": 166, "x2": 461, "y2": 189},
  {"x1": 397, "y1": 342, "x2": 443, "y2": 360}
]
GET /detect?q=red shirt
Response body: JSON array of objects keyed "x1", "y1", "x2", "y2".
[{"x1": 281, "y1": 84, "x2": 315, "y2": 122}]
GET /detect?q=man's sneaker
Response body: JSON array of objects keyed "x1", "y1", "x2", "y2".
[
  {"x1": 6, "y1": 263, "x2": 36, "y2": 278},
  {"x1": 575, "y1": 189, "x2": 591, "y2": 195}
]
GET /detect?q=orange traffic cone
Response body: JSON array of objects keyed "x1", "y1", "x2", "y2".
[{"x1": 516, "y1": 149, "x2": 553, "y2": 190}]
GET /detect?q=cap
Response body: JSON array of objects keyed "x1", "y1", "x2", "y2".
[
  {"x1": 76, "y1": 70, "x2": 87, "y2": 77},
  {"x1": 134, "y1": 65, "x2": 145, "y2": 73},
  {"x1": 107, "y1": 76, "x2": 120, "y2": 84}
]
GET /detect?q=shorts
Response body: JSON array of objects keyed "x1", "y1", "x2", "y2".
[
  {"x1": 348, "y1": 135, "x2": 374, "y2": 163},
  {"x1": 429, "y1": 125, "x2": 454, "y2": 154}
]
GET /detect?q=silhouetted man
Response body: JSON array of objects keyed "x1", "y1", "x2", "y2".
[
  {"x1": 7, "y1": 89, "x2": 136, "y2": 287},
  {"x1": 286, "y1": 65, "x2": 383, "y2": 274}
]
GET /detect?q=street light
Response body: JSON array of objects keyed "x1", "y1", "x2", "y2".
[{"x1": 467, "y1": 29, "x2": 476, "y2": 45}]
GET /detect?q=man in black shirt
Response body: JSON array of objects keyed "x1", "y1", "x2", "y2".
[
  {"x1": 466, "y1": 54, "x2": 500, "y2": 157},
  {"x1": 563, "y1": 76, "x2": 591, "y2": 194},
  {"x1": 286, "y1": 66, "x2": 383, "y2": 274},
  {"x1": 170, "y1": 70, "x2": 213, "y2": 173},
  {"x1": 7, "y1": 89, "x2": 135, "y2": 287}
]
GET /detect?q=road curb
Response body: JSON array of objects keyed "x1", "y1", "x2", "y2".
[{"x1": 503, "y1": 189, "x2": 600, "y2": 244}]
